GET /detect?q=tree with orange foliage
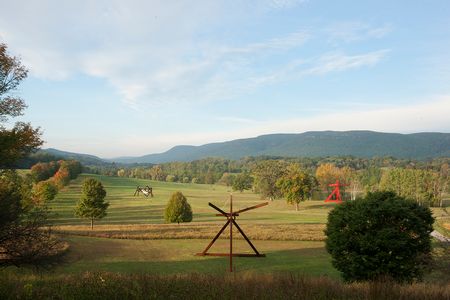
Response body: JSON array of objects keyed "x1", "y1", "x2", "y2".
[
  {"x1": 52, "y1": 167, "x2": 70, "y2": 188},
  {"x1": 315, "y1": 163, "x2": 341, "y2": 190}
]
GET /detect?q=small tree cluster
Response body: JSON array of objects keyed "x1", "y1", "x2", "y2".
[
  {"x1": 380, "y1": 168, "x2": 445, "y2": 206},
  {"x1": 164, "y1": 192, "x2": 193, "y2": 224},
  {"x1": 30, "y1": 161, "x2": 59, "y2": 182},
  {"x1": 253, "y1": 160, "x2": 288, "y2": 201},
  {"x1": 0, "y1": 171, "x2": 61, "y2": 267},
  {"x1": 32, "y1": 180, "x2": 58, "y2": 204},
  {"x1": 217, "y1": 172, "x2": 235, "y2": 186},
  {"x1": 30, "y1": 160, "x2": 82, "y2": 185},
  {"x1": 325, "y1": 191, "x2": 434, "y2": 283},
  {"x1": 30, "y1": 160, "x2": 82, "y2": 203}
]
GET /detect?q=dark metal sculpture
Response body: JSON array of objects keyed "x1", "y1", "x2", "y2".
[
  {"x1": 196, "y1": 195, "x2": 268, "y2": 272},
  {"x1": 134, "y1": 186, "x2": 153, "y2": 197}
]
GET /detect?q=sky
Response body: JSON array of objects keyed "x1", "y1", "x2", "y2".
[{"x1": 1, "y1": 0, "x2": 449, "y2": 158}]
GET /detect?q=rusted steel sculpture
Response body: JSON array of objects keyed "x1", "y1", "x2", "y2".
[
  {"x1": 196, "y1": 195, "x2": 268, "y2": 272},
  {"x1": 134, "y1": 186, "x2": 153, "y2": 197},
  {"x1": 324, "y1": 180, "x2": 348, "y2": 203}
]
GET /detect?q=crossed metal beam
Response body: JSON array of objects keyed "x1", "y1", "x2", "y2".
[{"x1": 196, "y1": 195, "x2": 268, "y2": 272}]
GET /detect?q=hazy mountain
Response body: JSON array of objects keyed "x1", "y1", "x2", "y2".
[
  {"x1": 40, "y1": 148, "x2": 107, "y2": 166},
  {"x1": 110, "y1": 131, "x2": 450, "y2": 164}
]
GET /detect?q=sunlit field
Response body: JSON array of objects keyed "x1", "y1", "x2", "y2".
[
  {"x1": 50, "y1": 174, "x2": 334, "y2": 226},
  {"x1": 1, "y1": 174, "x2": 449, "y2": 299}
]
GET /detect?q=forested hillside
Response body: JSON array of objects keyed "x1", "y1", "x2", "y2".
[{"x1": 112, "y1": 131, "x2": 450, "y2": 163}]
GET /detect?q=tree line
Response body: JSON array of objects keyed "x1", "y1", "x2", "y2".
[
  {"x1": 84, "y1": 156, "x2": 450, "y2": 208},
  {"x1": 30, "y1": 160, "x2": 82, "y2": 204}
]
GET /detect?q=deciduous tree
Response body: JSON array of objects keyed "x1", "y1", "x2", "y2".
[
  {"x1": 75, "y1": 178, "x2": 109, "y2": 229},
  {"x1": 33, "y1": 180, "x2": 58, "y2": 204},
  {"x1": 232, "y1": 172, "x2": 253, "y2": 192},
  {"x1": 276, "y1": 164, "x2": 315, "y2": 211},
  {"x1": 0, "y1": 43, "x2": 42, "y2": 168},
  {"x1": 218, "y1": 172, "x2": 235, "y2": 186},
  {"x1": 253, "y1": 160, "x2": 287, "y2": 201}
]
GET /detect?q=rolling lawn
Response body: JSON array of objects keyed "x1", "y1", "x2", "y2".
[
  {"x1": 49, "y1": 174, "x2": 335, "y2": 226},
  {"x1": 37, "y1": 174, "x2": 338, "y2": 276},
  {"x1": 4, "y1": 174, "x2": 448, "y2": 283}
]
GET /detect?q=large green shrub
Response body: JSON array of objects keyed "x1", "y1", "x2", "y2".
[
  {"x1": 164, "y1": 192, "x2": 193, "y2": 224},
  {"x1": 325, "y1": 191, "x2": 434, "y2": 283}
]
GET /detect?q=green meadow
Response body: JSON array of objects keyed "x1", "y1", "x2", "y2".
[
  {"x1": 3, "y1": 174, "x2": 450, "y2": 284},
  {"x1": 38, "y1": 174, "x2": 337, "y2": 275},
  {"x1": 50, "y1": 174, "x2": 332, "y2": 226}
]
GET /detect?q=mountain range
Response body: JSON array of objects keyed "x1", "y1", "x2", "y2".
[{"x1": 40, "y1": 131, "x2": 450, "y2": 165}]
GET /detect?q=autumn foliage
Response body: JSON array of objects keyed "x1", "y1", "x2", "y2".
[{"x1": 30, "y1": 160, "x2": 82, "y2": 202}]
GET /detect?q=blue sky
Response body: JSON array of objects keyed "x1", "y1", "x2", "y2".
[{"x1": 1, "y1": 0, "x2": 449, "y2": 157}]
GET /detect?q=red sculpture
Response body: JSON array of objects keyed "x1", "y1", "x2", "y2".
[{"x1": 324, "y1": 180, "x2": 348, "y2": 203}]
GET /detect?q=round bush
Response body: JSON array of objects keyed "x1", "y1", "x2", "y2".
[
  {"x1": 164, "y1": 192, "x2": 193, "y2": 223},
  {"x1": 325, "y1": 191, "x2": 434, "y2": 283}
]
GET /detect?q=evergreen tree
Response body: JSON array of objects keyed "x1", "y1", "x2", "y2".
[{"x1": 164, "y1": 192, "x2": 193, "y2": 224}]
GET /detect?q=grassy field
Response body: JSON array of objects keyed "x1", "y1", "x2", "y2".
[
  {"x1": 15, "y1": 173, "x2": 334, "y2": 277},
  {"x1": 50, "y1": 174, "x2": 335, "y2": 226},
  {"x1": 3, "y1": 173, "x2": 449, "y2": 292},
  {"x1": 48, "y1": 236, "x2": 337, "y2": 276}
]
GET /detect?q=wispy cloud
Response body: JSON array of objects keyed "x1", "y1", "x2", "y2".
[
  {"x1": 237, "y1": 49, "x2": 389, "y2": 92},
  {"x1": 305, "y1": 50, "x2": 390, "y2": 75},
  {"x1": 0, "y1": 1, "x2": 391, "y2": 111},
  {"x1": 215, "y1": 116, "x2": 261, "y2": 125},
  {"x1": 326, "y1": 22, "x2": 392, "y2": 43},
  {"x1": 268, "y1": 0, "x2": 308, "y2": 9},
  {"x1": 220, "y1": 31, "x2": 309, "y2": 54}
]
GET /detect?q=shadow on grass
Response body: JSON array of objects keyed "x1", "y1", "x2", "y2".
[
  {"x1": 302, "y1": 203, "x2": 337, "y2": 210},
  {"x1": 55, "y1": 245, "x2": 338, "y2": 279}
]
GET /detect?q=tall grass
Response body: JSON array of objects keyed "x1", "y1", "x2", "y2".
[{"x1": 1, "y1": 272, "x2": 449, "y2": 300}]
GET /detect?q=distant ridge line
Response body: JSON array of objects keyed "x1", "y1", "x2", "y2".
[{"x1": 104, "y1": 130, "x2": 450, "y2": 163}]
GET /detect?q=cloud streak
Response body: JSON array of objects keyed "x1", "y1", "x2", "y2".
[
  {"x1": 0, "y1": 1, "x2": 391, "y2": 110},
  {"x1": 326, "y1": 22, "x2": 392, "y2": 43}
]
